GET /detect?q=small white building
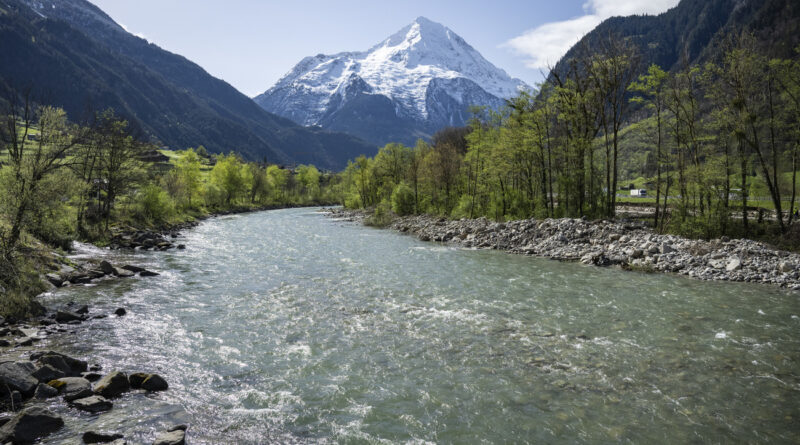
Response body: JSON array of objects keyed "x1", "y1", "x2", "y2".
[{"x1": 630, "y1": 189, "x2": 647, "y2": 197}]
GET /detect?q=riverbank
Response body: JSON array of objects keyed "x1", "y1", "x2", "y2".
[{"x1": 326, "y1": 208, "x2": 800, "y2": 290}]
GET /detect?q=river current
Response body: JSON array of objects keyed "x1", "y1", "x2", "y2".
[{"x1": 41, "y1": 208, "x2": 799, "y2": 443}]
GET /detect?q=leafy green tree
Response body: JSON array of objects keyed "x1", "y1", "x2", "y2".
[
  {"x1": 176, "y1": 148, "x2": 202, "y2": 206},
  {"x1": 210, "y1": 153, "x2": 246, "y2": 205}
]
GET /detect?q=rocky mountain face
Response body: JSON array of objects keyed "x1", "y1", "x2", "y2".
[
  {"x1": 0, "y1": 0, "x2": 375, "y2": 169},
  {"x1": 255, "y1": 17, "x2": 529, "y2": 147}
]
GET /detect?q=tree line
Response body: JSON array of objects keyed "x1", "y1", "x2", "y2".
[
  {"x1": 337, "y1": 32, "x2": 800, "y2": 240},
  {"x1": 0, "y1": 91, "x2": 334, "y2": 314}
]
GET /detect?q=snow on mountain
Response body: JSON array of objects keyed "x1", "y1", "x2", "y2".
[{"x1": 255, "y1": 17, "x2": 530, "y2": 146}]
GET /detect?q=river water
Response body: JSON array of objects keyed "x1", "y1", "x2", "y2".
[{"x1": 41, "y1": 208, "x2": 799, "y2": 444}]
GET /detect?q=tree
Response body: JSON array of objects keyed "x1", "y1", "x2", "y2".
[
  {"x1": 176, "y1": 148, "x2": 202, "y2": 206},
  {"x1": 630, "y1": 64, "x2": 669, "y2": 229},
  {"x1": 210, "y1": 153, "x2": 246, "y2": 205}
]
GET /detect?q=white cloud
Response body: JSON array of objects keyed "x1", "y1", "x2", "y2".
[{"x1": 503, "y1": 0, "x2": 680, "y2": 72}]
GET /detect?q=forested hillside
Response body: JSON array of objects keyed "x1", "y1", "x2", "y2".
[{"x1": 0, "y1": 0, "x2": 376, "y2": 170}]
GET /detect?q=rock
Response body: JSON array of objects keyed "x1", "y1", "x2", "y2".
[
  {"x1": 0, "y1": 339, "x2": 9, "y2": 347},
  {"x1": 113, "y1": 267, "x2": 135, "y2": 278},
  {"x1": 75, "y1": 304, "x2": 90, "y2": 314},
  {"x1": 0, "y1": 361, "x2": 39, "y2": 396},
  {"x1": 779, "y1": 261, "x2": 794, "y2": 273},
  {"x1": 726, "y1": 257, "x2": 742, "y2": 271},
  {"x1": 16, "y1": 337, "x2": 35, "y2": 346},
  {"x1": 139, "y1": 269, "x2": 160, "y2": 277},
  {"x1": 168, "y1": 424, "x2": 188, "y2": 432},
  {"x1": 82, "y1": 372, "x2": 102, "y2": 382},
  {"x1": 55, "y1": 310, "x2": 83, "y2": 323},
  {"x1": 153, "y1": 429, "x2": 185, "y2": 445},
  {"x1": 34, "y1": 351, "x2": 88, "y2": 376},
  {"x1": 140, "y1": 374, "x2": 168, "y2": 391},
  {"x1": 660, "y1": 243, "x2": 676, "y2": 254},
  {"x1": 49, "y1": 377, "x2": 93, "y2": 401},
  {"x1": 120, "y1": 265, "x2": 146, "y2": 273},
  {"x1": 33, "y1": 383, "x2": 58, "y2": 399},
  {"x1": 32, "y1": 364, "x2": 66, "y2": 383},
  {"x1": 114, "y1": 308, "x2": 127, "y2": 317},
  {"x1": 177, "y1": 244, "x2": 186, "y2": 250},
  {"x1": 128, "y1": 373, "x2": 148, "y2": 388},
  {"x1": 93, "y1": 371, "x2": 130, "y2": 398},
  {"x1": 98, "y1": 260, "x2": 116, "y2": 275},
  {"x1": 45, "y1": 273, "x2": 64, "y2": 287},
  {"x1": 71, "y1": 395, "x2": 113, "y2": 413},
  {"x1": 0, "y1": 406, "x2": 64, "y2": 443},
  {"x1": 83, "y1": 431, "x2": 125, "y2": 444}
]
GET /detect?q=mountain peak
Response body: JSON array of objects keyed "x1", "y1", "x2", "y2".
[{"x1": 256, "y1": 18, "x2": 528, "y2": 145}]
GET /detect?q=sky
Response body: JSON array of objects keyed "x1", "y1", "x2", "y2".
[{"x1": 91, "y1": 0, "x2": 680, "y2": 97}]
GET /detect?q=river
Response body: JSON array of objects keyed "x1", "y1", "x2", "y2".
[{"x1": 41, "y1": 208, "x2": 799, "y2": 444}]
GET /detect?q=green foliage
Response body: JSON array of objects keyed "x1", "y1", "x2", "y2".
[
  {"x1": 135, "y1": 184, "x2": 175, "y2": 224},
  {"x1": 390, "y1": 182, "x2": 415, "y2": 216},
  {"x1": 366, "y1": 200, "x2": 393, "y2": 228}
]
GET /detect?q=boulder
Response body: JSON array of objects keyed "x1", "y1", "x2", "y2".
[
  {"x1": 726, "y1": 257, "x2": 742, "y2": 272},
  {"x1": 153, "y1": 428, "x2": 185, "y2": 445},
  {"x1": 0, "y1": 406, "x2": 64, "y2": 443},
  {"x1": 33, "y1": 383, "x2": 58, "y2": 399},
  {"x1": 98, "y1": 260, "x2": 116, "y2": 275},
  {"x1": 45, "y1": 273, "x2": 63, "y2": 287},
  {"x1": 49, "y1": 376, "x2": 93, "y2": 401},
  {"x1": 0, "y1": 361, "x2": 38, "y2": 396},
  {"x1": 34, "y1": 351, "x2": 88, "y2": 376},
  {"x1": 31, "y1": 364, "x2": 66, "y2": 383},
  {"x1": 139, "y1": 269, "x2": 160, "y2": 277},
  {"x1": 93, "y1": 371, "x2": 130, "y2": 398},
  {"x1": 140, "y1": 374, "x2": 169, "y2": 391},
  {"x1": 120, "y1": 265, "x2": 146, "y2": 273},
  {"x1": 55, "y1": 310, "x2": 83, "y2": 323},
  {"x1": 113, "y1": 267, "x2": 135, "y2": 278},
  {"x1": 779, "y1": 261, "x2": 794, "y2": 273},
  {"x1": 128, "y1": 373, "x2": 148, "y2": 388},
  {"x1": 83, "y1": 431, "x2": 125, "y2": 444},
  {"x1": 82, "y1": 372, "x2": 102, "y2": 382},
  {"x1": 114, "y1": 308, "x2": 127, "y2": 317},
  {"x1": 71, "y1": 395, "x2": 113, "y2": 413}
]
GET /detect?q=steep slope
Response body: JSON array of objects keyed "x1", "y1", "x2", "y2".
[
  {"x1": 255, "y1": 17, "x2": 529, "y2": 147},
  {"x1": 0, "y1": 0, "x2": 375, "y2": 169},
  {"x1": 552, "y1": 0, "x2": 799, "y2": 82}
]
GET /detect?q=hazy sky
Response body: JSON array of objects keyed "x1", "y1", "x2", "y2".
[{"x1": 91, "y1": 0, "x2": 680, "y2": 97}]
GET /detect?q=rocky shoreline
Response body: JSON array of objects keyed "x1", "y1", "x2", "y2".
[{"x1": 326, "y1": 208, "x2": 800, "y2": 290}]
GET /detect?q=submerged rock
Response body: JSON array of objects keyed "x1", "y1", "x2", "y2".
[
  {"x1": 71, "y1": 395, "x2": 113, "y2": 413},
  {"x1": 83, "y1": 431, "x2": 125, "y2": 444}
]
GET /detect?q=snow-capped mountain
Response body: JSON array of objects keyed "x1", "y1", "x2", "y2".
[{"x1": 254, "y1": 17, "x2": 529, "y2": 146}]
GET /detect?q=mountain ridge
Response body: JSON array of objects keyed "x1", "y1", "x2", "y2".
[
  {"x1": 0, "y1": 0, "x2": 376, "y2": 170},
  {"x1": 255, "y1": 17, "x2": 529, "y2": 147}
]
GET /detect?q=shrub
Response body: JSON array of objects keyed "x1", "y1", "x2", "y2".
[
  {"x1": 135, "y1": 185, "x2": 174, "y2": 224},
  {"x1": 366, "y1": 200, "x2": 394, "y2": 227},
  {"x1": 390, "y1": 182, "x2": 416, "y2": 216}
]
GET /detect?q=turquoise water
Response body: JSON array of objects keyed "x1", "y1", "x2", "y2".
[{"x1": 42, "y1": 208, "x2": 799, "y2": 444}]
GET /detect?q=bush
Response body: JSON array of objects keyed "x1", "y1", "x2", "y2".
[
  {"x1": 135, "y1": 185, "x2": 174, "y2": 224},
  {"x1": 391, "y1": 182, "x2": 416, "y2": 216},
  {"x1": 366, "y1": 200, "x2": 394, "y2": 227}
]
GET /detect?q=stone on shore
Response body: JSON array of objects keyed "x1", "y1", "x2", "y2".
[
  {"x1": 31, "y1": 364, "x2": 66, "y2": 383},
  {"x1": 83, "y1": 431, "x2": 125, "y2": 444},
  {"x1": 0, "y1": 361, "x2": 39, "y2": 396},
  {"x1": 33, "y1": 383, "x2": 59, "y2": 399},
  {"x1": 49, "y1": 376, "x2": 93, "y2": 401},
  {"x1": 71, "y1": 395, "x2": 113, "y2": 413},
  {"x1": 0, "y1": 406, "x2": 64, "y2": 443},
  {"x1": 33, "y1": 351, "x2": 88, "y2": 376},
  {"x1": 55, "y1": 310, "x2": 83, "y2": 323},
  {"x1": 93, "y1": 371, "x2": 130, "y2": 398}
]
